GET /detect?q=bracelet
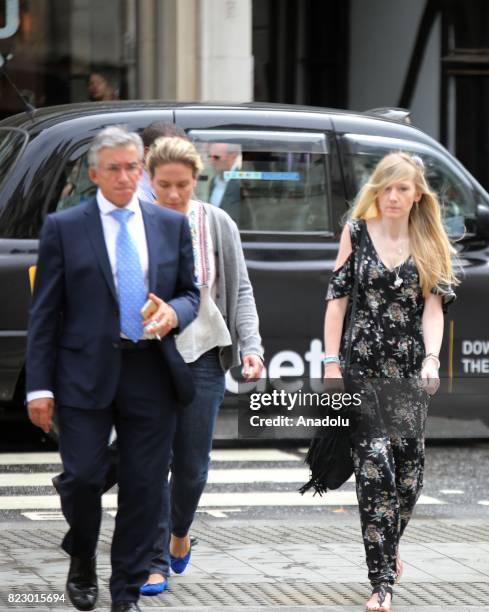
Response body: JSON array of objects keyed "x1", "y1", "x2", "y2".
[
  {"x1": 323, "y1": 355, "x2": 340, "y2": 365},
  {"x1": 422, "y1": 353, "x2": 440, "y2": 369}
]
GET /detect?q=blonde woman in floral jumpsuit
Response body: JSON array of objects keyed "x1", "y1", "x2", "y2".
[{"x1": 324, "y1": 153, "x2": 457, "y2": 611}]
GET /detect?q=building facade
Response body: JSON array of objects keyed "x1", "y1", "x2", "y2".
[{"x1": 1, "y1": 0, "x2": 488, "y2": 188}]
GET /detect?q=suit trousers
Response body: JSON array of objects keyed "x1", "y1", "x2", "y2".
[{"x1": 56, "y1": 344, "x2": 177, "y2": 603}]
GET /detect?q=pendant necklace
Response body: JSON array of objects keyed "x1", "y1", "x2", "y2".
[
  {"x1": 393, "y1": 243, "x2": 405, "y2": 288},
  {"x1": 393, "y1": 265, "x2": 403, "y2": 288}
]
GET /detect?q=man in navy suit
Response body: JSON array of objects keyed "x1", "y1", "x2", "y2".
[{"x1": 26, "y1": 126, "x2": 199, "y2": 612}]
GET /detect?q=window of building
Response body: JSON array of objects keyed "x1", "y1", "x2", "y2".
[{"x1": 0, "y1": 0, "x2": 136, "y2": 119}]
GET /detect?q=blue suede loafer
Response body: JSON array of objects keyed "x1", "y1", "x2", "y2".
[
  {"x1": 170, "y1": 548, "x2": 191, "y2": 574},
  {"x1": 139, "y1": 578, "x2": 167, "y2": 596}
]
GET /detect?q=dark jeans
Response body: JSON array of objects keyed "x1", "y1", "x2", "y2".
[
  {"x1": 148, "y1": 348, "x2": 226, "y2": 576},
  {"x1": 57, "y1": 346, "x2": 177, "y2": 603}
]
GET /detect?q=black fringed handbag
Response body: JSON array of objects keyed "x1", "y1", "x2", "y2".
[{"x1": 300, "y1": 223, "x2": 367, "y2": 496}]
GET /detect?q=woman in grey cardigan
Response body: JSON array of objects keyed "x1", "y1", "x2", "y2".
[{"x1": 140, "y1": 136, "x2": 264, "y2": 595}]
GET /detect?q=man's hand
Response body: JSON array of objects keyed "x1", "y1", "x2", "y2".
[
  {"x1": 143, "y1": 292, "x2": 177, "y2": 339},
  {"x1": 242, "y1": 354, "x2": 264, "y2": 381},
  {"x1": 27, "y1": 398, "x2": 54, "y2": 433}
]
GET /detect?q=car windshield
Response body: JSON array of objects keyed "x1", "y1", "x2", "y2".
[{"x1": 0, "y1": 128, "x2": 28, "y2": 189}]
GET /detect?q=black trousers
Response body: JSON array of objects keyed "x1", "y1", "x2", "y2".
[
  {"x1": 56, "y1": 345, "x2": 177, "y2": 603},
  {"x1": 352, "y1": 436, "x2": 425, "y2": 586}
]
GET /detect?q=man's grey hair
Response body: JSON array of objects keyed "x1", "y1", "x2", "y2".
[
  {"x1": 225, "y1": 143, "x2": 241, "y2": 155},
  {"x1": 88, "y1": 125, "x2": 144, "y2": 167}
]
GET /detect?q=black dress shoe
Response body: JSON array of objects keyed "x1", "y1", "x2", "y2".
[
  {"x1": 66, "y1": 556, "x2": 98, "y2": 611},
  {"x1": 111, "y1": 603, "x2": 141, "y2": 612},
  {"x1": 52, "y1": 474, "x2": 61, "y2": 493}
]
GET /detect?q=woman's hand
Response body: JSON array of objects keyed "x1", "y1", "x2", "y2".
[
  {"x1": 242, "y1": 354, "x2": 264, "y2": 380},
  {"x1": 323, "y1": 362, "x2": 344, "y2": 392},
  {"x1": 420, "y1": 358, "x2": 440, "y2": 395}
]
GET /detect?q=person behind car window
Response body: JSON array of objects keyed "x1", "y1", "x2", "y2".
[
  {"x1": 137, "y1": 136, "x2": 264, "y2": 595},
  {"x1": 137, "y1": 122, "x2": 188, "y2": 204},
  {"x1": 321, "y1": 152, "x2": 458, "y2": 611},
  {"x1": 26, "y1": 126, "x2": 199, "y2": 611},
  {"x1": 87, "y1": 68, "x2": 120, "y2": 102},
  {"x1": 207, "y1": 142, "x2": 242, "y2": 219}
]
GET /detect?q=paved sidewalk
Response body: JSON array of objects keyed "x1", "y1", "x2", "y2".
[{"x1": 1, "y1": 517, "x2": 489, "y2": 610}]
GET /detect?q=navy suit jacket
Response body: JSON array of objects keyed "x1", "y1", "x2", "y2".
[{"x1": 26, "y1": 197, "x2": 200, "y2": 408}]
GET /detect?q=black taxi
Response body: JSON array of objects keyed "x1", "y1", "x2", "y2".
[{"x1": 0, "y1": 101, "x2": 488, "y2": 438}]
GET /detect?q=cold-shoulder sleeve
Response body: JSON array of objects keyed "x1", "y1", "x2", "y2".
[
  {"x1": 430, "y1": 282, "x2": 456, "y2": 313},
  {"x1": 347, "y1": 218, "x2": 364, "y2": 247},
  {"x1": 326, "y1": 252, "x2": 354, "y2": 300},
  {"x1": 326, "y1": 219, "x2": 362, "y2": 301}
]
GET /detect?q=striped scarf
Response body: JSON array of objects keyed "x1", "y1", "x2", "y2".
[{"x1": 187, "y1": 201, "x2": 210, "y2": 287}]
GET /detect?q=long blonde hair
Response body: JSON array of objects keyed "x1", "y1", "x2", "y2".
[{"x1": 350, "y1": 152, "x2": 459, "y2": 295}]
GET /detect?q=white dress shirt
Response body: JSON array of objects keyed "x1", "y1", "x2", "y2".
[
  {"x1": 209, "y1": 159, "x2": 240, "y2": 207},
  {"x1": 27, "y1": 189, "x2": 150, "y2": 403},
  {"x1": 136, "y1": 169, "x2": 156, "y2": 203},
  {"x1": 97, "y1": 189, "x2": 150, "y2": 296}
]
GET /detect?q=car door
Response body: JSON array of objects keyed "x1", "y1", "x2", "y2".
[{"x1": 175, "y1": 109, "x2": 344, "y2": 401}]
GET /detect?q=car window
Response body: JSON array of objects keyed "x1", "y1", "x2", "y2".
[
  {"x1": 56, "y1": 154, "x2": 96, "y2": 211},
  {"x1": 342, "y1": 134, "x2": 475, "y2": 238},
  {"x1": 189, "y1": 130, "x2": 331, "y2": 233},
  {"x1": 0, "y1": 128, "x2": 29, "y2": 190},
  {"x1": 53, "y1": 129, "x2": 333, "y2": 234}
]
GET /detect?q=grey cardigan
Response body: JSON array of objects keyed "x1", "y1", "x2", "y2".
[{"x1": 201, "y1": 202, "x2": 264, "y2": 371}]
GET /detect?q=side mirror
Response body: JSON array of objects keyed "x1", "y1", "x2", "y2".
[{"x1": 476, "y1": 202, "x2": 489, "y2": 238}]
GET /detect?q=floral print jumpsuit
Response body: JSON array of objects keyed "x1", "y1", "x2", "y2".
[{"x1": 326, "y1": 219, "x2": 454, "y2": 587}]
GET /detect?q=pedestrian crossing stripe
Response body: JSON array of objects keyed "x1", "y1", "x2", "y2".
[
  {"x1": 0, "y1": 448, "x2": 302, "y2": 465},
  {"x1": 21, "y1": 509, "x2": 241, "y2": 521},
  {"x1": 2, "y1": 491, "x2": 446, "y2": 511},
  {"x1": 0, "y1": 468, "x2": 353, "y2": 487},
  {"x1": 0, "y1": 450, "x2": 452, "y2": 521}
]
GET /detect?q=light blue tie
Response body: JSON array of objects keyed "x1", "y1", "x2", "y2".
[{"x1": 110, "y1": 208, "x2": 146, "y2": 342}]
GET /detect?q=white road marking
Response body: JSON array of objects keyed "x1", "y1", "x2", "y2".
[
  {"x1": 196, "y1": 509, "x2": 243, "y2": 518},
  {"x1": 0, "y1": 453, "x2": 61, "y2": 465},
  {"x1": 0, "y1": 449, "x2": 302, "y2": 465},
  {"x1": 210, "y1": 449, "x2": 303, "y2": 462},
  {"x1": 0, "y1": 492, "x2": 445, "y2": 510},
  {"x1": 478, "y1": 500, "x2": 489, "y2": 506},
  {"x1": 106, "y1": 508, "x2": 244, "y2": 519},
  {"x1": 209, "y1": 468, "x2": 310, "y2": 483},
  {"x1": 0, "y1": 469, "x2": 355, "y2": 487},
  {"x1": 0, "y1": 450, "x2": 445, "y2": 518},
  {"x1": 0, "y1": 473, "x2": 57, "y2": 487},
  {"x1": 22, "y1": 511, "x2": 64, "y2": 521},
  {"x1": 439, "y1": 489, "x2": 464, "y2": 494},
  {"x1": 200, "y1": 492, "x2": 446, "y2": 507}
]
